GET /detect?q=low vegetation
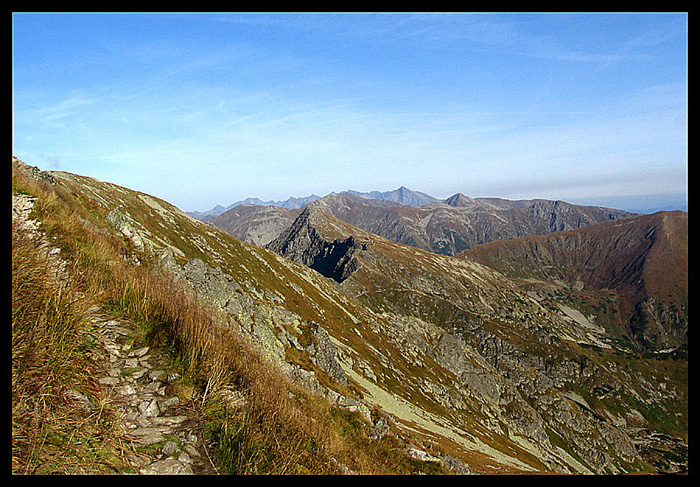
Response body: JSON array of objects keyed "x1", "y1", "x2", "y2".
[{"x1": 11, "y1": 160, "x2": 451, "y2": 474}]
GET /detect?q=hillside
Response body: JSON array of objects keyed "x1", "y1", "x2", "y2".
[
  {"x1": 12, "y1": 158, "x2": 455, "y2": 474},
  {"x1": 267, "y1": 206, "x2": 688, "y2": 473},
  {"x1": 306, "y1": 193, "x2": 636, "y2": 256},
  {"x1": 460, "y1": 211, "x2": 688, "y2": 351},
  {"x1": 209, "y1": 204, "x2": 302, "y2": 247},
  {"x1": 12, "y1": 157, "x2": 687, "y2": 474}
]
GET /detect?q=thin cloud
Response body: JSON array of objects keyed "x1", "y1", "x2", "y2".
[{"x1": 21, "y1": 95, "x2": 96, "y2": 123}]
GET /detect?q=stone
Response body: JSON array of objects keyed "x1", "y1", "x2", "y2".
[
  {"x1": 178, "y1": 452, "x2": 193, "y2": 464},
  {"x1": 127, "y1": 427, "x2": 166, "y2": 445},
  {"x1": 152, "y1": 415, "x2": 188, "y2": 427},
  {"x1": 162, "y1": 441, "x2": 181, "y2": 457},
  {"x1": 184, "y1": 444, "x2": 200, "y2": 458},
  {"x1": 98, "y1": 377, "x2": 120, "y2": 386},
  {"x1": 63, "y1": 389, "x2": 95, "y2": 412},
  {"x1": 129, "y1": 346, "x2": 150, "y2": 357},
  {"x1": 117, "y1": 384, "x2": 138, "y2": 396},
  {"x1": 139, "y1": 458, "x2": 193, "y2": 475},
  {"x1": 139, "y1": 399, "x2": 160, "y2": 417},
  {"x1": 131, "y1": 368, "x2": 148, "y2": 380},
  {"x1": 149, "y1": 370, "x2": 167, "y2": 381},
  {"x1": 159, "y1": 396, "x2": 180, "y2": 410}
]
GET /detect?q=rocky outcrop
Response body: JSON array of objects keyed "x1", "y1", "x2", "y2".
[
  {"x1": 266, "y1": 207, "x2": 369, "y2": 283},
  {"x1": 303, "y1": 321, "x2": 349, "y2": 387},
  {"x1": 155, "y1": 249, "x2": 357, "y2": 412}
]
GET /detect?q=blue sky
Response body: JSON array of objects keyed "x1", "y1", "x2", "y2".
[{"x1": 12, "y1": 12, "x2": 688, "y2": 212}]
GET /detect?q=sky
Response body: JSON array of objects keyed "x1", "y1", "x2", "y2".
[{"x1": 12, "y1": 12, "x2": 688, "y2": 213}]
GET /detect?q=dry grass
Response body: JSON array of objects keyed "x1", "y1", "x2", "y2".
[{"x1": 11, "y1": 218, "x2": 134, "y2": 474}]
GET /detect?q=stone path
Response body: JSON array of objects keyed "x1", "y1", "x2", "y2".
[
  {"x1": 92, "y1": 312, "x2": 220, "y2": 475},
  {"x1": 13, "y1": 191, "x2": 219, "y2": 475}
]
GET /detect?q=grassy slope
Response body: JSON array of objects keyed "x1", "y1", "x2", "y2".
[
  {"x1": 49, "y1": 168, "x2": 542, "y2": 473},
  {"x1": 13, "y1": 159, "x2": 687, "y2": 474},
  {"x1": 11, "y1": 159, "x2": 456, "y2": 475}
]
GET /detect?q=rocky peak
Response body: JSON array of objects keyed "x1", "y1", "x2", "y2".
[
  {"x1": 444, "y1": 193, "x2": 477, "y2": 208},
  {"x1": 266, "y1": 207, "x2": 370, "y2": 283}
]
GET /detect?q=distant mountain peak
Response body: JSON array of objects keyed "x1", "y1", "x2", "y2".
[
  {"x1": 346, "y1": 186, "x2": 439, "y2": 207},
  {"x1": 444, "y1": 193, "x2": 476, "y2": 208}
]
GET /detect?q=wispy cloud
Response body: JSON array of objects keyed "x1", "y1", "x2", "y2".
[
  {"x1": 18, "y1": 94, "x2": 96, "y2": 124},
  {"x1": 353, "y1": 13, "x2": 686, "y2": 64}
]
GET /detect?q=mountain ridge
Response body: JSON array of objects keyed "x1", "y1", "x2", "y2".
[
  {"x1": 266, "y1": 204, "x2": 687, "y2": 472},
  {"x1": 459, "y1": 210, "x2": 688, "y2": 351},
  {"x1": 215, "y1": 190, "x2": 637, "y2": 256},
  {"x1": 187, "y1": 186, "x2": 438, "y2": 220}
]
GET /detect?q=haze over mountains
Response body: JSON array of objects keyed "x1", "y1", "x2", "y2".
[
  {"x1": 187, "y1": 186, "x2": 439, "y2": 220},
  {"x1": 199, "y1": 187, "x2": 637, "y2": 255}
]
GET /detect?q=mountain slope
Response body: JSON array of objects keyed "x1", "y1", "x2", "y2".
[
  {"x1": 19, "y1": 159, "x2": 497, "y2": 474},
  {"x1": 459, "y1": 211, "x2": 688, "y2": 351},
  {"x1": 345, "y1": 186, "x2": 440, "y2": 206},
  {"x1": 301, "y1": 192, "x2": 636, "y2": 256},
  {"x1": 187, "y1": 194, "x2": 321, "y2": 220},
  {"x1": 11, "y1": 159, "x2": 544, "y2": 473},
  {"x1": 209, "y1": 204, "x2": 302, "y2": 247},
  {"x1": 202, "y1": 188, "x2": 636, "y2": 256}
]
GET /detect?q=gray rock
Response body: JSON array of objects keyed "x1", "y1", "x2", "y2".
[
  {"x1": 63, "y1": 389, "x2": 95, "y2": 412},
  {"x1": 162, "y1": 441, "x2": 181, "y2": 457},
  {"x1": 138, "y1": 399, "x2": 160, "y2": 417},
  {"x1": 127, "y1": 427, "x2": 166, "y2": 445},
  {"x1": 308, "y1": 321, "x2": 349, "y2": 386},
  {"x1": 139, "y1": 458, "x2": 193, "y2": 475}
]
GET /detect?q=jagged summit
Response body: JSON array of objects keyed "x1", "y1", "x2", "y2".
[
  {"x1": 188, "y1": 186, "x2": 438, "y2": 220},
  {"x1": 348, "y1": 186, "x2": 440, "y2": 206}
]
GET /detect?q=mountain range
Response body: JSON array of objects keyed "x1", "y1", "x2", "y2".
[
  {"x1": 204, "y1": 189, "x2": 637, "y2": 255},
  {"x1": 12, "y1": 157, "x2": 688, "y2": 474},
  {"x1": 186, "y1": 186, "x2": 439, "y2": 221}
]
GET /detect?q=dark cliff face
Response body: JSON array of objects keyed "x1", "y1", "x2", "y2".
[{"x1": 266, "y1": 207, "x2": 368, "y2": 283}]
